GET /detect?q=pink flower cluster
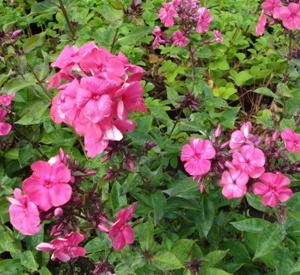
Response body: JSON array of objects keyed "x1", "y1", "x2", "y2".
[
  {"x1": 181, "y1": 122, "x2": 297, "y2": 207},
  {"x1": 7, "y1": 151, "x2": 72, "y2": 235},
  {"x1": 256, "y1": 0, "x2": 300, "y2": 35},
  {"x1": 99, "y1": 203, "x2": 136, "y2": 250},
  {"x1": 0, "y1": 93, "x2": 14, "y2": 136},
  {"x1": 153, "y1": 0, "x2": 222, "y2": 49},
  {"x1": 48, "y1": 42, "x2": 147, "y2": 157}
]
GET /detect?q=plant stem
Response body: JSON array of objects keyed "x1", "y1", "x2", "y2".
[{"x1": 58, "y1": 0, "x2": 76, "y2": 41}]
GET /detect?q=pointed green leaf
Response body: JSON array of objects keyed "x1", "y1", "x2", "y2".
[
  {"x1": 118, "y1": 26, "x2": 152, "y2": 46},
  {"x1": 134, "y1": 221, "x2": 155, "y2": 251},
  {"x1": 200, "y1": 268, "x2": 231, "y2": 275},
  {"x1": 152, "y1": 251, "x2": 184, "y2": 271},
  {"x1": 150, "y1": 190, "x2": 166, "y2": 223},
  {"x1": 20, "y1": 251, "x2": 39, "y2": 272},
  {"x1": 23, "y1": 32, "x2": 46, "y2": 53},
  {"x1": 171, "y1": 239, "x2": 195, "y2": 263},
  {"x1": 203, "y1": 250, "x2": 229, "y2": 268},
  {"x1": 231, "y1": 218, "x2": 271, "y2": 233}
]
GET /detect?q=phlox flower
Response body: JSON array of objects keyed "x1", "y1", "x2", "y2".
[
  {"x1": 261, "y1": 0, "x2": 281, "y2": 18},
  {"x1": 172, "y1": 30, "x2": 188, "y2": 47},
  {"x1": 219, "y1": 169, "x2": 249, "y2": 199},
  {"x1": 279, "y1": 3, "x2": 300, "y2": 30},
  {"x1": 0, "y1": 109, "x2": 12, "y2": 136},
  {"x1": 281, "y1": 128, "x2": 300, "y2": 153},
  {"x1": 231, "y1": 145, "x2": 265, "y2": 178},
  {"x1": 36, "y1": 232, "x2": 86, "y2": 262},
  {"x1": 229, "y1": 122, "x2": 261, "y2": 150},
  {"x1": 99, "y1": 203, "x2": 136, "y2": 250},
  {"x1": 159, "y1": 2, "x2": 178, "y2": 27},
  {"x1": 253, "y1": 172, "x2": 292, "y2": 207},
  {"x1": 195, "y1": 7, "x2": 213, "y2": 34},
  {"x1": 256, "y1": 13, "x2": 267, "y2": 36},
  {"x1": 22, "y1": 161, "x2": 72, "y2": 211},
  {"x1": 7, "y1": 188, "x2": 41, "y2": 236},
  {"x1": 212, "y1": 30, "x2": 223, "y2": 43},
  {"x1": 181, "y1": 138, "x2": 216, "y2": 176}
]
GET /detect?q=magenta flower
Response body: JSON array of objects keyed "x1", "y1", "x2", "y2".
[
  {"x1": 172, "y1": 30, "x2": 188, "y2": 47},
  {"x1": 281, "y1": 128, "x2": 300, "y2": 153},
  {"x1": 253, "y1": 172, "x2": 293, "y2": 207},
  {"x1": 219, "y1": 170, "x2": 249, "y2": 199},
  {"x1": 256, "y1": 13, "x2": 267, "y2": 36},
  {"x1": 7, "y1": 188, "x2": 41, "y2": 236},
  {"x1": 279, "y1": 3, "x2": 300, "y2": 30},
  {"x1": 159, "y1": 2, "x2": 178, "y2": 27},
  {"x1": 36, "y1": 232, "x2": 86, "y2": 262},
  {"x1": 261, "y1": 0, "x2": 281, "y2": 18},
  {"x1": 231, "y1": 145, "x2": 265, "y2": 178},
  {"x1": 99, "y1": 203, "x2": 136, "y2": 250},
  {"x1": 22, "y1": 161, "x2": 72, "y2": 211},
  {"x1": 195, "y1": 7, "x2": 213, "y2": 34},
  {"x1": 181, "y1": 138, "x2": 216, "y2": 176},
  {"x1": 0, "y1": 93, "x2": 15, "y2": 136},
  {"x1": 212, "y1": 30, "x2": 223, "y2": 43}
]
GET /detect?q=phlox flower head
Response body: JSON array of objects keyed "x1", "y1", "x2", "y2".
[
  {"x1": 279, "y1": 3, "x2": 300, "y2": 30},
  {"x1": 181, "y1": 137, "x2": 216, "y2": 176},
  {"x1": 159, "y1": 2, "x2": 178, "y2": 27},
  {"x1": 195, "y1": 7, "x2": 213, "y2": 34},
  {"x1": 261, "y1": 0, "x2": 281, "y2": 18},
  {"x1": 172, "y1": 30, "x2": 188, "y2": 47},
  {"x1": 281, "y1": 128, "x2": 300, "y2": 153},
  {"x1": 219, "y1": 169, "x2": 249, "y2": 199},
  {"x1": 229, "y1": 122, "x2": 261, "y2": 150},
  {"x1": 7, "y1": 188, "x2": 41, "y2": 236},
  {"x1": 253, "y1": 172, "x2": 292, "y2": 207},
  {"x1": 22, "y1": 160, "x2": 72, "y2": 211},
  {"x1": 36, "y1": 232, "x2": 86, "y2": 262},
  {"x1": 231, "y1": 145, "x2": 265, "y2": 178},
  {"x1": 99, "y1": 203, "x2": 136, "y2": 250}
]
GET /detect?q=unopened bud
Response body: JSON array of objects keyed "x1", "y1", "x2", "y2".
[
  {"x1": 272, "y1": 130, "x2": 279, "y2": 141},
  {"x1": 11, "y1": 29, "x2": 22, "y2": 37},
  {"x1": 54, "y1": 207, "x2": 63, "y2": 217},
  {"x1": 214, "y1": 124, "x2": 222, "y2": 138}
]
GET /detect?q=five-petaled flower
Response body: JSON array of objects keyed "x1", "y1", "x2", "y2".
[
  {"x1": 281, "y1": 128, "x2": 300, "y2": 153},
  {"x1": 36, "y1": 232, "x2": 86, "y2": 262}
]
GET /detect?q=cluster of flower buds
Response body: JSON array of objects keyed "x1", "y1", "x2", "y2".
[
  {"x1": 48, "y1": 42, "x2": 147, "y2": 157},
  {"x1": 152, "y1": 0, "x2": 222, "y2": 49},
  {"x1": 256, "y1": 0, "x2": 300, "y2": 35},
  {"x1": 0, "y1": 93, "x2": 14, "y2": 136},
  {"x1": 181, "y1": 122, "x2": 300, "y2": 207}
]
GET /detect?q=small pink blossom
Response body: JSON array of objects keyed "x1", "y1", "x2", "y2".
[
  {"x1": 99, "y1": 203, "x2": 136, "y2": 250},
  {"x1": 11, "y1": 29, "x2": 22, "y2": 37},
  {"x1": 22, "y1": 161, "x2": 72, "y2": 211},
  {"x1": 159, "y1": 2, "x2": 178, "y2": 27},
  {"x1": 212, "y1": 30, "x2": 223, "y2": 43},
  {"x1": 7, "y1": 188, "x2": 41, "y2": 236},
  {"x1": 281, "y1": 128, "x2": 300, "y2": 153},
  {"x1": 261, "y1": 0, "x2": 281, "y2": 18},
  {"x1": 36, "y1": 232, "x2": 86, "y2": 262},
  {"x1": 253, "y1": 172, "x2": 292, "y2": 207},
  {"x1": 195, "y1": 7, "x2": 213, "y2": 34},
  {"x1": 231, "y1": 145, "x2": 265, "y2": 178},
  {"x1": 219, "y1": 169, "x2": 249, "y2": 199},
  {"x1": 181, "y1": 138, "x2": 216, "y2": 176},
  {"x1": 256, "y1": 13, "x2": 267, "y2": 36},
  {"x1": 172, "y1": 30, "x2": 188, "y2": 47},
  {"x1": 279, "y1": 3, "x2": 300, "y2": 30}
]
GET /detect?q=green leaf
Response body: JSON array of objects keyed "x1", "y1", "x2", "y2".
[
  {"x1": 0, "y1": 259, "x2": 23, "y2": 275},
  {"x1": 31, "y1": 1, "x2": 58, "y2": 14},
  {"x1": 203, "y1": 250, "x2": 228, "y2": 268},
  {"x1": 110, "y1": 181, "x2": 126, "y2": 212},
  {"x1": 254, "y1": 87, "x2": 282, "y2": 104},
  {"x1": 134, "y1": 221, "x2": 155, "y2": 251},
  {"x1": 152, "y1": 251, "x2": 184, "y2": 271},
  {"x1": 1, "y1": 77, "x2": 35, "y2": 94},
  {"x1": 290, "y1": 258, "x2": 300, "y2": 274},
  {"x1": 194, "y1": 195, "x2": 215, "y2": 238},
  {"x1": 118, "y1": 26, "x2": 152, "y2": 46},
  {"x1": 23, "y1": 32, "x2": 46, "y2": 53},
  {"x1": 274, "y1": 247, "x2": 294, "y2": 275},
  {"x1": 231, "y1": 218, "x2": 271, "y2": 233},
  {"x1": 85, "y1": 236, "x2": 108, "y2": 253},
  {"x1": 20, "y1": 251, "x2": 39, "y2": 272},
  {"x1": 229, "y1": 70, "x2": 252, "y2": 86},
  {"x1": 253, "y1": 224, "x2": 283, "y2": 260},
  {"x1": 40, "y1": 130, "x2": 77, "y2": 146},
  {"x1": 148, "y1": 106, "x2": 172, "y2": 127},
  {"x1": 171, "y1": 239, "x2": 195, "y2": 263},
  {"x1": 150, "y1": 190, "x2": 166, "y2": 224},
  {"x1": 246, "y1": 193, "x2": 269, "y2": 212},
  {"x1": 0, "y1": 197, "x2": 10, "y2": 224},
  {"x1": 39, "y1": 267, "x2": 52, "y2": 275},
  {"x1": 200, "y1": 268, "x2": 231, "y2": 275}
]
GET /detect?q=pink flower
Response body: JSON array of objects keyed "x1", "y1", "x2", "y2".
[
  {"x1": 256, "y1": 13, "x2": 267, "y2": 36},
  {"x1": 0, "y1": 93, "x2": 15, "y2": 136},
  {"x1": 11, "y1": 29, "x2": 22, "y2": 37},
  {"x1": 159, "y1": 2, "x2": 178, "y2": 27},
  {"x1": 172, "y1": 30, "x2": 188, "y2": 47},
  {"x1": 7, "y1": 188, "x2": 41, "y2": 235},
  {"x1": 279, "y1": 3, "x2": 300, "y2": 30},
  {"x1": 253, "y1": 172, "x2": 292, "y2": 207},
  {"x1": 281, "y1": 128, "x2": 300, "y2": 153},
  {"x1": 36, "y1": 232, "x2": 86, "y2": 262},
  {"x1": 212, "y1": 30, "x2": 223, "y2": 43},
  {"x1": 229, "y1": 122, "x2": 261, "y2": 150},
  {"x1": 261, "y1": 0, "x2": 281, "y2": 18},
  {"x1": 22, "y1": 161, "x2": 72, "y2": 211},
  {"x1": 99, "y1": 203, "x2": 136, "y2": 250},
  {"x1": 231, "y1": 145, "x2": 265, "y2": 178},
  {"x1": 181, "y1": 138, "x2": 216, "y2": 176},
  {"x1": 219, "y1": 170, "x2": 249, "y2": 199},
  {"x1": 195, "y1": 7, "x2": 213, "y2": 34}
]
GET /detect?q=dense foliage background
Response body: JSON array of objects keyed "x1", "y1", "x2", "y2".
[{"x1": 1, "y1": 0, "x2": 300, "y2": 274}]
